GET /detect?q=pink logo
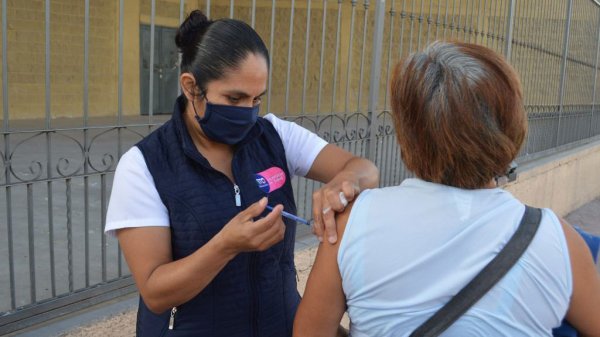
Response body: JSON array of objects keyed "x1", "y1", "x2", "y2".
[{"x1": 255, "y1": 167, "x2": 286, "y2": 193}]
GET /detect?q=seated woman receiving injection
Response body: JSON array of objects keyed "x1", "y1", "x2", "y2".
[{"x1": 293, "y1": 41, "x2": 600, "y2": 337}]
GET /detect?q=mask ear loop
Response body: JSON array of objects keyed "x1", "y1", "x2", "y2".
[{"x1": 190, "y1": 89, "x2": 207, "y2": 123}]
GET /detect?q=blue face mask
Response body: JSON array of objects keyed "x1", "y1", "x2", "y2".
[{"x1": 193, "y1": 100, "x2": 260, "y2": 145}]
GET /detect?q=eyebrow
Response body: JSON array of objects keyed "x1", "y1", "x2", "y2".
[{"x1": 224, "y1": 90, "x2": 267, "y2": 98}]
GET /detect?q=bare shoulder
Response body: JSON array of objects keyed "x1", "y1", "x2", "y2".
[{"x1": 557, "y1": 216, "x2": 600, "y2": 336}]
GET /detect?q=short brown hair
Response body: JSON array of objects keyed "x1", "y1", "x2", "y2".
[{"x1": 390, "y1": 41, "x2": 526, "y2": 189}]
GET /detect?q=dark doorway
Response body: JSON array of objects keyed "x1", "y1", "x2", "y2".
[{"x1": 140, "y1": 25, "x2": 179, "y2": 115}]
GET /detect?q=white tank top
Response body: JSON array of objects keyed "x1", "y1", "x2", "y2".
[{"x1": 338, "y1": 178, "x2": 572, "y2": 337}]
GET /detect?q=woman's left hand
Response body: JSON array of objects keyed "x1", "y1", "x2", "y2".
[{"x1": 311, "y1": 171, "x2": 361, "y2": 244}]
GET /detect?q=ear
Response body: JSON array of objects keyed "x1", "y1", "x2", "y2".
[{"x1": 180, "y1": 73, "x2": 199, "y2": 101}]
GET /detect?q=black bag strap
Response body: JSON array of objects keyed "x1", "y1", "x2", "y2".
[{"x1": 410, "y1": 206, "x2": 543, "y2": 337}]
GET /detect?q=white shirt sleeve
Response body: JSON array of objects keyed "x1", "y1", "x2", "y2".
[
  {"x1": 104, "y1": 146, "x2": 170, "y2": 236},
  {"x1": 263, "y1": 113, "x2": 328, "y2": 178}
]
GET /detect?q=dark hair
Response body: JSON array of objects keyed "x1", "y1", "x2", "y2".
[
  {"x1": 390, "y1": 41, "x2": 526, "y2": 189},
  {"x1": 175, "y1": 10, "x2": 270, "y2": 94}
]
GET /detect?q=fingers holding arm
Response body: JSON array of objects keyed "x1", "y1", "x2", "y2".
[{"x1": 308, "y1": 144, "x2": 379, "y2": 243}]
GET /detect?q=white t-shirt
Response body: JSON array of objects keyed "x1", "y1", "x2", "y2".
[
  {"x1": 104, "y1": 113, "x2": 327, "y2": 236},
  {"x1": 338, "y1": 178, "x2": 572, "y2": 337}
]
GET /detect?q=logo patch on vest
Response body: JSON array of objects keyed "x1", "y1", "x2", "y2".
[{"x1": 255, "y1": 167, "x2": 286, "y2": 193}]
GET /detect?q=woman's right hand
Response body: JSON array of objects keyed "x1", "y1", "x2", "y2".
[{"x1": 216, "y1": 197, "x2": 286, "y2": 254}]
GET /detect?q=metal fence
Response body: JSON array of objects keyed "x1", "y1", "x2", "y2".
[{"x1": 2, "y1": 0, "x2": 600, "y2": 334}]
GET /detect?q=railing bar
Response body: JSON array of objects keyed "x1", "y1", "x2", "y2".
[
  {"x1": 468, "y1": 0, "x2": 475, "y2": 43},
  {"x1": 101, "y1": 174, "x2": 107, "y2": 282},
  {"x1": 408, "y1": 0, "x2": 416, "y2": 52},
  {"x1": 589, "y1": 11, "x2": 600, "y2": 138},
  {"x1": 384, "y1": 0, "x2": 396, "y2": 110},
  {"x1": 267, "y1": 0, "x2": 276, "y2": 113},
  {"x1": 469, "y1": 0, "x2": 476, "y2": 43},
  {"x1": 148, "y1": 0, "x2": 156, "y2": 123},
  {"x1": 435, "y1": 0, "x2": 441, "y2": 40},
  {"x1": 230, "y1": 0, "x2": 234, "y2": 18},
  {"x1": 470, "y1": 0, "x2": 478, "y2": 44},
  {"x1": 398, "y1": 0, "x2": 406, "y2": 58},
  {"x1": 6, "y1": 184, "x2": 15, "y2": 309},
  {"x1": 521, "y1": 1, "x2": 533, "y2": 151},
  {"x1": 477, "y1": 0, "x2": 484, "y2": 45},
  {"x1": 357, "y1": 1, "x2": 369, "y2": 113},
  {"x1": 66, "y1": 179, "x2": 73, "y2": 293},
  {"x1": 426, "y1": 0, "x2": 433, "y2": 44},
  {"x1": 206, "y1": 0, "x2": 211, "y2": 18},
  {"x1": 83, "y1": 0, "x2": 91, "y2": 289},
  {"x1": 316, "y1": 0, "x2": 328, "y2": 114},
  {"x1": 284, "y1": 0, "x2": 296, "y2": 116},
  {"x1": 465, "y1": 0, "x2": 472, "y2": 42},
  {"x1": 118, "y1": 0, "x2": 124, "y2": 126},
  {"x1": 118, "y1": 0, "x2": 124, "y2": 158},
  {"x1": 330, "y1": 0, "x2": 343, "y2": 113},
  {"x1": 178, "y1": 0, "x2": 185, "y2": 96},
  {"x1": 450, "y1": 0, "x2": 457, "y2": 40},
  {"x1": 84, "y1": 174, "x2": 90, "y2": 287},
  {"x1": 515, "y1": 1, "x2": 527, "y2": 104},
  {"x1": 536, "y1": 0, "x2": 553, "y2": 106},
  {"x1": 344, "y1": 2, "x2": 357, "y2": 113},
  {"x1": 557, "y1": 0, "x2": 574, "y2": 146},
  {"x1": 84, "y1": 0, "x2": 89, "y2": 127},
  {"x1": 416, "y1": 0, "x2": 424, "y2": 50},
  {"x1": 479, "y1": 0, "x2": 490, "y2": 46},
  {"x1": 386, "y1": 125, "x2": 395, "y2": 185},
  {"x1": 27, "y1": 183, "x2": 36, "y2": 303},
  {"x1": 2, "y1": 0, "x2": 8, "y2": 131},
  {"x1": 367, "y1": 0, "x2": 385, "y2": 161},
  {"x1": 490, "y1": 0, "x2": 497, "y2": 50},
  {"x1": 301, "y1": 0, "x2": 312, "y2": 114},
  {"x1": 443, "y1": 0, "x2": 449, "y2": 40},
  {"x1": 529, "y1": 0, "x2": 542, "y2": 105},
  {"x1": 251, "y1": 0, "x2": 257, "y2": 28},
  {"x1": 46, "y1": 136, "x2": 55, "y2": 297},
  {"x1": 458, "y1": 0, "x2": 465, "y2": 41},
  {"x1": 45, "y1": 0, "x2": 51, "y2": 130},
  {"x1": 3, "y1": 120, "x2": 15, "y2": 308}
]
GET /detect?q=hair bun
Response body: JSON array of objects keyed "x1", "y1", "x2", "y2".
[{"x1": 175, "y1": 10, "x2": 212, "y2": 54}]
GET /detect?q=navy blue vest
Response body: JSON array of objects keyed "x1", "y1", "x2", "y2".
[{"x1": 135, "y1": 96, "x2": 300, "y2": 337}]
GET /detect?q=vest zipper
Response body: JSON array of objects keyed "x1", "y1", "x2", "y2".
[
  {"x1": 168, "y1": 306, "x2": 177, "y2": 330},
  {"x1": 230, "y1": 163, "x2": 257, "y2": 336},
  {"x1": 233, "y1": 184, "x2": 241, "y2": 207}
]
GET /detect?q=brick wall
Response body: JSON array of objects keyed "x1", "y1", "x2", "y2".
[{"x1": 1, "y1": 0, "x2": 117, "y2": 121}]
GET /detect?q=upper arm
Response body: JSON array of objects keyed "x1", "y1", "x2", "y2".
[
  {"x1": 293, "y1": 204, "x2": 353, "y2": 337},
  {"x1": 305, "y1": 144, "x2": 355, "y2": 183},
  {"x1": 560, "y1": 218, "x2": 600, "y2": 337},
  {"x1": 264, "y1": 114, "x2": 328, "y2": 177},
  {"x1": 117, "y1": 226, "x2": 173, "y2": 295}
]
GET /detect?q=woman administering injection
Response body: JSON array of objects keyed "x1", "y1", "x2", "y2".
[{"x1": 104, "y1": 10, "x2": 378, "y2": 337}]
